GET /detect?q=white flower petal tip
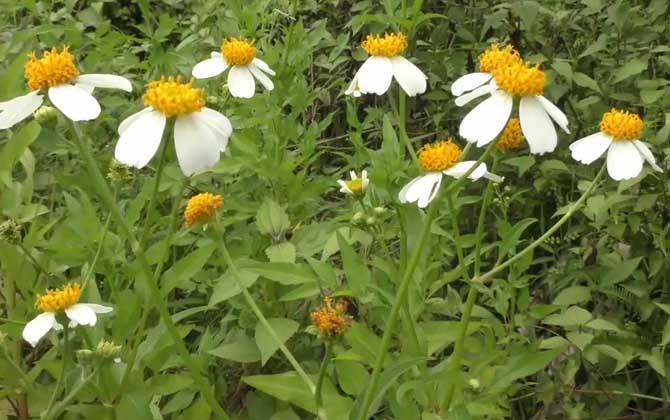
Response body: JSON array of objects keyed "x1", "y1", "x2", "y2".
[
  {"x1": 633, "y1": 141, "x2": 664, "y2": 173},
  {"x1": 606, "y1": 140, "x2": 643, "y2": 181},
  {"x1": 484, "y1": 173, "x2": 504, "y2": 183},
  {"x1": 451, "y1": 72, "x2": 492, "y2": 96},
  {"x1": 65, "y1": 304, "x2": 99, "y2": 327},
  {"x1": 174, "y1": 112, "x2": 225, "y2": 176},
  {"x1": 48, "y1": 84, "x2": 101, "y2": 121},
  {"x1": 519, "y1": 96, "x2": 557, "y2": 155},
  {"x1": 357, "y1": 56, "x2": 393, "y2": 96},
  {"x1": 192, "y1": 57, "x2": 228, "y2": 79},
  {"x1": 398, "y1": 173, "x2": 443, "y2": 208},
  {"x1": 337, "y1": 169, "x2": 369, "y2": 195},
  {"x1": 537, "y1": 95, "x2": 569, "y2": 134},
  {"x1": 0, "y1": 91, "x2": 44, "y2": 129},
  {"x1": 454, "y1": 83, "x2": 496, "y2": 107},
  {"x1": 459, "y1": 92, "x2": 513, "y2": 146},
  {"x1": 390, "y1": 56, "x2": 427, "y2": 97},
  {"x1": 569, "y1": 132, "x2": 612, "y2": 165},
  {"x1": 252, "y1": 58, "x2": 275, "y2": 76},
  {"x1": 115, "y1": 109, "x2": 167, "y2": 169},
  {"x1": 22, "y1": 312, "x2": 58, "y2": 347},
  {"x1": 227, "y1": 66, "x2": 255, "y2": 98},
  {"x1": 75, "y1": 74, "x2": 133, "y2": 92},
  {"x1": 248, "y1": 63, "x2": 274, "y2": 91}
]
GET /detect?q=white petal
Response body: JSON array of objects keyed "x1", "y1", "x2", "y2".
[
  {"x1": 114, "y1": 109, "x2": 166, "y2": 169},
  {"x1": 451, "y1": 72, "x2": 492, "y2": 96},
  {"x1": 75, "y1": 83, "x2": 95, "y2": 94},
  {"x1": 195, "y1": 108, "x2": 232, "y2": 152},
  {"x1": 345, "y1": 68, "x2": 362, "y2": 97},
  {"x1": 22, "y1": 312, "x2": 57, "y2": 347},
  {"x1": 211, "y1": 51, "x2": 222, "y2": 59},
  {"x1": 174, "y1": 113, "x2": 222, "y2": 176},
  {"x1": 398, "y1": 173, "x2": 442, "y2": 208},
  {"x1": 252, "y1": 58, "x2": 275, "y2": 76},
  {"x1": 248, "y1": 63, "x2": 274, "y2": 91},
  {"x1": 65, "y1": 303, "x2": 97, "y2": 327},
  {"x1": 443, "y1": 161, "x2": 487, "y2": 180},
  {"x1": 519, "y1": 96, "x2": 557, "y2": 155},
  {"x1": 0, "y1": 91, "x2": 44, "y2": 129},
  {"x1": 459, "y1": 91, "x2": 512, "y2": 147},
  {"x1": 357, "y1": 56, "x2": 393, "y2": 96},
  {"x1": 390, "y1": 56, "x2": 427, "y2": 97},
  {"x1": 192, "y1": 57, "x2": 228, "y2": 79},
  {"x1": 85, "y1": 303, "x2": 114, "y2": 314},
  {"x1": 569, "y1": 132, "x2": 612, "y2": 165},
  {"x1": 75, "y1": 74, "x2": 132, "y2": 92},
  {"x1": 227, "y1": 66, "x2": 255, "y2": 98},
  {"x1": 454, "y1": 82, "x2": 497, "y2": 107},
  {"x1": 337, "y1": 180, "x2": 352, "y2": 194},
  {"x1": 48, "y1": 84, "x2": 101, "y2": 121},
  {"x1": 118, "y1": 107, "x2": 154, "y2": 135},
  {"x1": 633, "y1": 140, "x2": 663, "y2": 172},
  {"x1": 536, "y1": 95, "x2": 569, "y2": 133},
  {"x1": 607, "y1": 141, "x2": 643, "y2": 181}
]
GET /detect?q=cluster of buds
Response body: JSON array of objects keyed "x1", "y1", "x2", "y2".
[
  {"x1": 76, "y1": 340, "x2": 122, "y2": 366},
  {"x1": 352, "y1": 206, "x2": 388, "y2": 226}
]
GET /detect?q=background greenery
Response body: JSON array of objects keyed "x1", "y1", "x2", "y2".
[{"x1": 1, "y1": 0, "x2": 670, "y2": 419}]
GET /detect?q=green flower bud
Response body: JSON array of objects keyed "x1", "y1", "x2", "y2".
[
  {"x1": 372, "y1": 207, "x2": 387, "y2": 215},
  {"x1": 352, "y1": 212, "x2": 365, "y2": 223},
  {"x1": 76, "y1": 349, "x2": 95, "y2": 366},
  {"x1": 0, "y1": 219, "x2": 22, "y2": 244},
  {"x1": 365, "y1": 216, "x2": 376, "y2": 225},
  {"x1": 468, "y1": 378, "x2": 480, "y2": 389},
  {"x1": 0, "y1": 331, "x2": 7, "y2": 346},
  {"x1": 95, "y1": 340, "x2": 122, "y2": 362},
  {"x1": 33, "y1": 106, "x2": 58, "y2": 124}
]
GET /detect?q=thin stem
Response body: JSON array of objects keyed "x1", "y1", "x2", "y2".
[
  {"x1": 398, "y1": 91, "x2": 418, "y2": 164},
  {"x1": 43, "y1": 325, "x2": 68, "y2": 418},
  {"x1": 81, "y1": 210, "x2": 112, "y2": 292},
  {"x1": 315, "y1": 341, "x2": 332, "y2": 417},
  {"x1": 474, "y1": 157, "x2": 499, "y2": 277},
  {"x1": 473, "y1": 163, "x2": 606, "y2": 285},
  {"x1": 70, "y1": 122, "x2": 229, "y2": 419},
  {"x1": 138, "y1": 129, "x2": 170, "y2": 249},
  {"x1": 215, "y1": 233, "x2": 316, "y2": 393},
  {"x1": 445, "y1": 194, "x2": 470, "y2": 281},
  {"x1": 42, "y1": 368, "x2": 98, "y2": 420}
]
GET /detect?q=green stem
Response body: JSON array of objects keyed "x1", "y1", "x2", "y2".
[
  {"x1": 398, "y1": 91, "x2": 418, "y2": 164},
  {"x1": 215, "y1": 233, "x2": 316, "y2": 393},
  {"x1": 445, "y1": 194, "x2": 470, "y2": 282},
  {"x1": 138, "y1": 128, "x2": 170, "y2": 249},
  {"x1": 473, "y1": 162, "x2": 606, "y2": 285},
  {"x1": 355, "y1": 142, "x2": 494, "y2": 420},
  {"x1": 315, "y1": 341, "x2": 332, "y2": 417},
  {"x1": 43, "y1": 368, "x2": 98, "y2": 420},
  {"x1": 70, "y1": 122, "x2": 229, "y2": 419},
  {"x1": 43, "y1": 325, "x2": 68, "y2": 419},
  {"x1": 81, "y1": 210, "x2": 112, "y2": 292}
]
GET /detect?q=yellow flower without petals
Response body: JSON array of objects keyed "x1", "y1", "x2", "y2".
[
  {"x1": 221, "y1": 38, "x2": 256, "y2": 66},
  {"x1": 25, "y1": 47, "x2": 80, "y2": 91},
  {"x1": 311, "y1": 296, "x2": 352, "y2": 337},
  {"x1": 184, "y1": 192, "x2": 223, "y2": 227},
  {"x1": 35, "y1": 283, "x2": 81, "y2": 312},
  {"x1": 600, "y1": 108, "x2": 643, "y2": 141},
  {"x1": 143, "y1": 76, "x2": 205, "y2": 118},
  {"x1": 496, "y1": 118, "x2": 524, "y2": 151},
  {"x1": 478, "y1": 44, "x2": 522, "y2": 73},
  {"x1": 492, "y1": 62, "x2": 546, "y2": 97},
  {"x1": 361, "y1": 33, "x2": 407, "y2": 57},
  {"x1": 418, "y1": 139, "x2": 462, "y2": 172}
]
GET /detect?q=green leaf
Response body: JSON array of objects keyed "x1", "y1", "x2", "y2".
[
  {"x1": 241, "y1": 261, "x2": 316, "y2": 285},
  {"x1": 335, "y1": 360, "x2": 369, "y2": 396},
  {"x1": 543, "y1": 306, "x2": 592, "y2": 326},
  {"x1": 255, "y1": 318, "x2": 299, "y2": 365},
  {"x1": 256, "y1": 198, "x2": 290, "y2": 237},
  {"x1": 502, "y1": 155, "x2": 536, "y2": 176},
  {"x1": 162, "y1": 243, "x2": 216, "y2": 294},
  {"x1": 612, "y1": 59, "x2": 647, "y2": 83},
  {"x1": 146, "y1": 373, "x2": 193, "y2": 396},
  {"x1": 382, "y1": 113, "x2": 400, "y2": 160},
  {"x1": 573, "y1": 72, "x2": 602, "y2": 93},
  {"x1": 553, "y1": 286, "x2": 591, "y2": 306},
  {"x1": 265, "y1": 242, "x2": 297, "y2": 263},
  {"x1": 602, "y1": 257, "x2": 642, "y2": 285},
  {"x1": 0, "y1": 121, "x2": 41, "y2": 176},
  {"x1": 343, "y1": 322, "x2": 382, "y2": 366},
  {"x1": 336, "y1": 232, "x2": 369, "y2": 297},
  {"x1": 209, "y1": 269, "x2": 258, "y2": 306},
  {"x1": 489, "y1": 348, "x2": 563, "y2": 390},
  {"x1": 209, "y1": 335, "x2": 261, "y2": 363},
  {"x1": 499, "y1": 218, "x2": 537, "y2": 257}
]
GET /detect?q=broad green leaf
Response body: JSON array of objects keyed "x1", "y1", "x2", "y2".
[
  {"x1": 573, "y1": 72, "x2": 602, "y2": 93},
  {"x1": 489, "y1": 348, "x2": 563, "y2": 389},
  {"x1": 498, "y1": 218, "x2": 537, "y2": 257},
  {"x1": 343, "y1": 322, "x2": 382, "y2": 366},
  {"x1": 256, "y1": 198, "x2": 290, "y2": 237},
  {"x1": 543, "y1": 306, "x2": 592, "y2": 326},
  {"x1": 209, "y1": 269, "x2": 259, "y2": 306},
  {"x1": 336, "y1": 232, "x2": 369, "y2": 297},
  {"x1": 602, "y1": 257, "x2": 642, "y2": 285},
  {"x1": 265, "y1": 242, "x2": 297, "y2": 263},
  {"x1": 0, "y1": 121, "x2": 41, "y2": 176},
  {"x1": 335, "y1": 360, "x2": 369, "y2": 396},
  {"x1": 162, "y1": 243, "x2": 216, "y2": 294},
  {"x1": 612, "y1": 59, "x2": 647, "y2": 83},
  {"x1": 255, "y1": 318, "x2": 299, "y2": 365},
  {"x1": 241, "y1": 261, "x2": 316, "y2": 285},
  {"x1": 146, "y1": 374, "x2": 193, "y2": 396},
  {"x1": 553, "y1": 286, "x2": 591, "y2": 306},
  {"x1": 209, "y1": 335, "x2": 261, "y2": 363}
]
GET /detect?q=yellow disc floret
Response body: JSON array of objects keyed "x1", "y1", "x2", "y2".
[
  {"x1": 492, "y1": 62, "x2": 546, "y2": 97},
  {"x1": 311, "y1": 296, "x2": 352, "y2": 337},
  {"x1": 418, "y1": 139, "x2": 462, "y2": 172},
  {"x1": 25, "y1": 47, "x2": 79, "y2": 91},
  {"x1": 143, "y1": 76, "x2": 205, "y2": 118},
  {"x1": 221, "y1": 38, "x2": 256, "y2": 66},
  {"x1": 478, "y1": 44, "x2": 522, "y2": 73},
  {"x1": 600, "y1": 108, "x2": 643, "y2": 141},
  {"x1": 184, "y1": 192, "x2": 223, "y2": 227},
  {"x1": 496, "y1": 118, "x2": 524, "y2": 151},
  {"x1": 361, "y1": 32, "x2": 407, "y2": 57},
  {"x1": 345, "y1": 178, "x2": 364, "y2": 194},
  {"x1": 35, "y1": 283, "x2": 81, "y2": 312}
]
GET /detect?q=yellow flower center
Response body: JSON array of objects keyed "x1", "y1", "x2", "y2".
[
  {"x1": 310, "y1": 296, "x2": 352, "y2": 337},
  {"x1": 143, "y1": 76, "x2": 205, "y2": 118},
  {"x1": 345, "y1": 178, "x2": 364, "y2": 194},
  {"x1": 25, "y1": 47, "x2": 80, "y2": 91},
  {"x1": 496, "y1": 118, "x2": 524, "y2": 151},
  {"x1": 361, "y1": 32, "x2": 407, "y2": 57},
  {"x1": 478, "y1": 44, "x2": 522, "y2": 73},
  {"x1": 600, "y1": 108, "x2": 643, "y2": 141},
  {"x1": 492, "y1": 62, "x2": 546, "y2": 97},
  {"x1": 35, "y1": 283, "x2": 81, "y2": 312},
  {"x1": 184, "y1": 192, "x2": 223, "y2": 227},
  {"x1": 221, "y1": 38, "x2": 256, "y2": 66},
  {"x1": 418, "y1": 139, "x2": 462, "y2": 172}
]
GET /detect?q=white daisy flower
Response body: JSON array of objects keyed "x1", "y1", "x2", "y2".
[
  {"x1": 569, "y1": 108, "x2": 663, "y2": 180},
  {"x1": 346, "y1": 32, "x2": 427, "y2": 97},
  {"x1": 337, "y1": 170, "x2": 369, "y2": 195},
  {"x1": 22, "y1": 283, "x2": 113, "y2": 347},
  {"x1": 0, "y1": 47, "x2": 131, "y2": 129},
  {"x1": 398, "y1": 139, "x2": 503, "y2": 208},
  {"x1": 456, "y1": 56, "x2": 569, "y2": 155},
  {"x1": 192, "y1": 37, "x2": 275, "y2": 99},
  {"x1": 114, "y1": 76, "x2": 233, "y2": 176}
]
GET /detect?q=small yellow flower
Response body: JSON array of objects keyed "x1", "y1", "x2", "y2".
[
  {"x1": 492, "y1": 62, "x2": 546, "y2": 98},
  {"x1": 25, "y1": 47, "x2": 80, "y2": 91},
  {"x1": 361, "y1": 33, "x2": 407, "y2": 57},
  {"x1": 337, "y1": 170, "x2": 369, "y2": 196},
  {"x1": 143, "y1": 76, "x2": 205, "y2": 118},
  {"x1": 311, "y1": 296, "x2": 352, "y2": 337},
  {"x1": 184, "y1": 192, "x2": 223, "y2": 227},
  {"x1": 221, "y1": 38, "x2": 256, "y2": 66},
  {"x1": 599, "y1": 108, "x2": 643, "y2": 141},
  {"x1": 418, "y1": 139, "x2": 462, "y2": 172},
  {"x1": 478, "y1": 44, "x2": 522, "y2": 73},
  {"x1": 496, "y1": 118, "x2": 524, "y2": 151},
  {"x1": 35, "y1": 283, "x2": 81, "y2": 312}
]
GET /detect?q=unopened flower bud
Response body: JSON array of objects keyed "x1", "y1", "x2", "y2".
[
  {"x1": 107, "y1": 159, "x2": 133, "y2": 183},
  {"x1": 365, "y1": 216, "x2": 376, "y2": 225},
  {"x1": 0, "y1": 331, "x2": 7, "y2": 346},
  {"x1": 95, "y1": 340, "x2": 122, "y2": 362},
  {"x1": 0, "y1": 219, "x2": 22, "y2": 244},
  {"x1": 468, "y1": 378, "x2": 480, "y2": 389},
  {"x1": 352, "y1": 212, "x2": 365, "y2": 223},
  {"x1": 372, "y1": 207, "x2": 387, "y2": 215},
  {"x1": 33, "y1": 106, "x2": 58, "y2": 124},
  {"x1": 76, "y1": 349, "x2": 94, "y2": 366}
]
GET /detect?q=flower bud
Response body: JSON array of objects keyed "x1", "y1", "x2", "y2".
[
  {"x1": 107, "y1": 159, "x2": 133, "y2": 183},
  {"x1": 0, "y1": 219, "x2": 22, "y2": 244},
  {"x1": 76, "y1": 349, "x2": 95, "y2": 366},
  {"x1": 95, "y1": 340, "x2": 122, "y2": 362},
  {"x1": 352, "y1": 212, "x2": 365, "y2": 223},
  {"x1": 365, "y1": 216, "x2": 376, "y2": 225},
  {"x1": 468, "y1": 378, "x2": 480, "y2": 389},
  {"x1": 33, "y1": 106, "x2": 58, "y2": 124},
  {"x1": 372, "y1": 206, "x2": 387, "y2": 215}
]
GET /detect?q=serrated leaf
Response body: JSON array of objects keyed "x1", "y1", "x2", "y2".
[
  {"x1": 255, "y1": 318, "x2": 299, "y2": 365},
  {"x1": 256, "y1": 198, "x2": 290, "y2": 237},
  {"x1": 553, "y1": 286, "x2": 591, "y2": 306},
  {"x1": 543, "y1": 306, "x2": 592, "y2": 326},
  {"x1": 265, "y1": 242, "x2": 296, "y2": 263}
]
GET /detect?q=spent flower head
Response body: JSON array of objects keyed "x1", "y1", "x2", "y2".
[{"x1": 311, "y1": 296, "x2": 352, "y2": 337}]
